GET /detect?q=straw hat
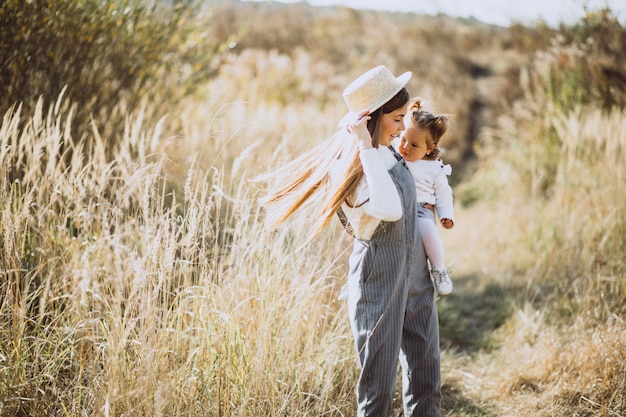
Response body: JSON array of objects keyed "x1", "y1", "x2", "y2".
[{"x1": 342, "y1": 65, "x2": 412, "y2": 114}]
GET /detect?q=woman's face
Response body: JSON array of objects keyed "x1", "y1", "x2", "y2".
[
  {"x1": 398, "y1": 125, "x2": 433, "y2": 162},
  {"x1": 378, "y1": 107, "x2": 407, "y2": 147}
]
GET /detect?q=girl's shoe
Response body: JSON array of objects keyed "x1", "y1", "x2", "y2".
[{"x1": 431, "y1": 268, "x2": 453, "y2": 295}]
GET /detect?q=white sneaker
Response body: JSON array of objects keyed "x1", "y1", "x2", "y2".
[{"x1": 431, "y1": 268, "x2": 453, "y2": 295}]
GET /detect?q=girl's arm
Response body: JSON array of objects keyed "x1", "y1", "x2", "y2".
[{"x1": 434, "y1": 165, "x2": 454, "y2": 224}]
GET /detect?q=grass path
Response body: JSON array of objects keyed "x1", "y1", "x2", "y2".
[{"x1": 435, "y1": 205, "x2": 530, "y2": 416}]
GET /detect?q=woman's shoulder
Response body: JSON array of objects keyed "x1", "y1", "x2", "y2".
[{"x1": 361, "y1": 146, "x2": 399, "y2": 170}]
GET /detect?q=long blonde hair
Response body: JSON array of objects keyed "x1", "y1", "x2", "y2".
[{"x1": 259, "y1": 88, "x2": 409, "y2": 238}]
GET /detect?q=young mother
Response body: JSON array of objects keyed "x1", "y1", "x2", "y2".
[{"x1": 261, "y1": 65, "x2": 441, "y2": 417}]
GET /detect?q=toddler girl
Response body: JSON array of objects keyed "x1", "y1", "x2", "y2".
[{"x1": 394, "y1": 98, "x2": 455, "y2": 295}]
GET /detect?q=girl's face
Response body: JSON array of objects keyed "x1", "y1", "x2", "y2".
[
  {"x1": 378, "y1": 107, "x2": 407, "y2": 147},
  {"x1": 398, "y1": 125, "x2": 434, "y2": 162}
]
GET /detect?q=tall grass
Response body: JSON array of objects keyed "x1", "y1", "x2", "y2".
[
  {"x1": 0, "y1": 94, "x2": 358, "y2": 416},
  {"x1": 459, "y1": 81, "x2": 626, "y2": 318},
  {"x1": 453, "y1": 43, "x2": 626, "y2": 417},
  {"x1": 2, "y1": 2, "x2": 625, "y2": 416}
]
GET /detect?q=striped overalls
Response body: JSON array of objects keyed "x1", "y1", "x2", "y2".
[{"x1": 346, "y1": 156, "x2": 441, "y2": 417}]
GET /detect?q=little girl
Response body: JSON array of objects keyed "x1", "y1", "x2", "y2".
[{"x1": 394, "y1": 98, "x2": 455, "y2": 295}]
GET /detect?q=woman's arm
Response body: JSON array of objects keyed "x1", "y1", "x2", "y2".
[
  {"x1": 346, "y1": 110, "x2": 402, "y2": 221},
  {"x1": 358, "y1": 148, "x2": 402, "y2": 221}
]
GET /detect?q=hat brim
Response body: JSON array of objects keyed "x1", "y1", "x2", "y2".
[
  {"x1": 395, "y1": 71, "x2": 412, "y2": 91},
  {"x1": 338, "y1": 71, "x2": 412, "y2": 127},
  {"x1": 375, "y1": 70, "x2": 411, "y2": 110}
]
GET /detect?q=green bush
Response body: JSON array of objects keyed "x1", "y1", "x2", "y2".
[
  {"x1": 0, "y1": 0, "x2": 221, "y2": 138},
  {"x1": 546, "y1": 8, "x2": 626, "y2": 111}
]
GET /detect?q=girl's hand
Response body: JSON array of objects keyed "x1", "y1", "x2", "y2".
[
  {"x1": 347, "y1": 110, "x2": 372, "y2": 150},
  {"x1": 441, "y1": 218, "x2": 454, "y2": 229}
]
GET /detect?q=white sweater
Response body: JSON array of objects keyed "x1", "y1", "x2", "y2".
[
  {"x1": 405, "y1": 159, "x2": 454, "y2": 222},
  {"x1": 331, "y1": 146, "x2": 402, "y2": 240}
]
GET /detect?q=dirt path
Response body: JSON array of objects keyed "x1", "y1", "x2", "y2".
[{"x1": 435, "y1": 206, "x2": 526, "y2": 416}]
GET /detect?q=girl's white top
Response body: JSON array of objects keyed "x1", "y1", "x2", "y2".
[
  {"x1": 330, "y1": 146, "x2": 402, "y2": 240},
  {"x1": 405, "y1": 158, "x2": 454, "y2": 222}
]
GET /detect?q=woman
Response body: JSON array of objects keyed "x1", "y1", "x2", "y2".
[{"x1": 260, "y1": 65, "x2": 441, "y2": 417}]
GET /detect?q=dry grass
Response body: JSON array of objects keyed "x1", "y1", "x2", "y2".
[
  {"x1": 0, "y1": 93, "x2": 361, "y2": 415},
  {"x1": 1, "y1": 3, "x2": 625, "y2": 416},
  {"x1": 442, "y1": 67, "x2": 626, "y2": 417}
]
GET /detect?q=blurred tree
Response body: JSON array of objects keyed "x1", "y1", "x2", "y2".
[
  {"x1": 0, "y1": 0, "x2": 223, "y2": 140},
  {"x1": 547, "y1": 8, "x2": 626, "y2": 111}
]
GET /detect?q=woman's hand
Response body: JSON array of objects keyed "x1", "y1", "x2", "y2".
[
  {"x1": 441, "y1": 218, "x2": 454, "y2": 229},
  {"x1": 346, "y1": 110, "x2": 372, "y2": 150}
]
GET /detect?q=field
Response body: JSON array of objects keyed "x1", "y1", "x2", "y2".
[{"x1": 1, "y1": 1, "x2": 625, "y2": 416}]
